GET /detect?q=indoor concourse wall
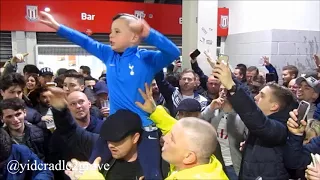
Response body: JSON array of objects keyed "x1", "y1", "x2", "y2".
[{"x1": 219, "y1": 0, "x2": 320, "y2": 75}]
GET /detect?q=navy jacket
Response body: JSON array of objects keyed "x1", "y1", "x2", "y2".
[
  {"x1": 26, "y1": 106, "x2": 46, "y2": 129},
  {"x1": 48, "y1": 108, "x2": 99, "y2": 162},
  {"x1": 285, "y1": 134, "x2": 320, "y2": 169},
  {"x1": 48, "y1": 108, "x2": 99, "y2": 180},
  {"x1": 86, "y1": 115, "x2": 103, "y2": 134},
  {"x1": 228, "y1": 81, "x2": 298, "y2": 180},
  {"x1": 314, "y1": 102, "x2": 320, "y2": 120},
  {"x1": 1, "y1": 144, "x2": 53, "y2": 180},
  {"x1": 5, "y1": 122, "x2": 51, "y2": 161}
]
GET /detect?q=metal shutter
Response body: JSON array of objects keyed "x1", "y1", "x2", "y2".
[
  {"x1": 0, "y1": 31, "x2": 12, "y2": 62},
  {"x1": 36, "y1": 32, "x2": 182, "y2": 55}
]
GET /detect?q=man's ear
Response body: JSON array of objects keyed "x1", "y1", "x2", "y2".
[
  {"x1": 133, "y1": 132, "x2": 140, "y2": 144},
  {"x1": 23, "y1": 109, "x2": 27, "y2": 116},
  {"x1": 79, "y1": 85, "x2": 85, "y2": 92},
  {"x1": 270, "y1": 102, "x2": 280, "y2": 112},
  {"x1": 0, "y1": 89, "x2": 5, "y2": 97},
  {"x1": 182, "y1": 151, "x2": 197, "y2": 165}
]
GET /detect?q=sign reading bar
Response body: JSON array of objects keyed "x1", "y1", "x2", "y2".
[{"x1": 0, "y1": 1, "x2": 228, "y2": 36}]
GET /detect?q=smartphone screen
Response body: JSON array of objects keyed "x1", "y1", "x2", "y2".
[
  {"x1": 190, "y1": 49, "x2": 201, "y2": 60},
  {"x1": 218, "y1": 55, "x2": 229, "y2": 64},
  {"x1": 297, "y1": 101, "x2": 310, "y2": 124}
]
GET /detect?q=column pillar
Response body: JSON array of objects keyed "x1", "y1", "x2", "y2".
[
  {"x1": 11, "y1": 31, "x2": 37, "y2": 73},
  {"x1": 182, "y1": 0, "x2": 218, "y2": 75}
]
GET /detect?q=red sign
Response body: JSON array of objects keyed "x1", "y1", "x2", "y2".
[{"x1": 0, "y1": 1, "x2": 228, "y2": 36}]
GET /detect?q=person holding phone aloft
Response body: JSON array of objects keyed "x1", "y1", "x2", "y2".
[{"x1": 284, "y1": 109, "x2": 320, "y2": 179}]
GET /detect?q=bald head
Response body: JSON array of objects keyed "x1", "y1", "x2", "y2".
[
  {"x1": 67, "y1": 91, "x2": 91, "y2": 123},
  {"x1": 67, "y1": 91, "x2": 89, "y2": 102},
  {"x1": 179, "y1": 117, "x2": 217, "y2": 163}
]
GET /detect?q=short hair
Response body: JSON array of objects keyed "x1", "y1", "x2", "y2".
[
  {"x1": 84, "y1": 76, "x2": 96, "y2": 82},
  {"x1": 0, "y1": 73, "x2": 26, "y2": 91},
  {"x1": 64, "y1": 73, "x2": 85, "y2": 85},
  {"x1": 283, "y1": 65, "x2": 299, "y2": 78},
  {"x1": 235, "y1": 67, "x2": 247, "y2": 82},
  {"x1": 23, "y1": 64, "x2": 39, "y2": 75},
  {"x1": 65, "y1": 69, "x2": 78, "y2": 75},
  {"x1": 165, "y1": 75, "x2": 179, "y2": 87},
  {"x1": 0, "y1": 98, "x2": 26, "y2": 117},
  {"x1": 0, "y1": 128, "x2": 12, "y2": 162},
  {"x1": 112, "y1": 13, "x2": 138, "y2": 21},
  {"x1": 54, "y1": 74, "x2": 66, "y2": 88},
  {"x1": 56, "y1": 68, "x2": 68, "y2": 76},
  {"x1": 80, "y1": 66, "x2": 91, "y2": 75},
  {"x1": 179, "y1": 117, "x2": 217, "y2": 164},
  {"x1": 247, "y1": 66, "x2": 259, "y2": 74},
  {"x1": 267, "y1": 82, "x2": 296, "y2": 111},
  {"x1": 236, "y1": 63, "x2": 247, "y2": 72},
  {"x1": 179, "y1": 68, "x2": 196, "y2": 80}
]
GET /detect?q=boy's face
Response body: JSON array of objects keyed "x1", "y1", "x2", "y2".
[
  {"x1": 2, "y1": 109, "x2": 26, "y2": 131},
  {"x1": 109, "y1": 18, "x2": 139, "y2": 52},
  {"x1": 1, "y1": 86, "x2": 23, "y2": 100}
]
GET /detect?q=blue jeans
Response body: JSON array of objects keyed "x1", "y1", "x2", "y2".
[{"x1": 225, "y1": 165, "x2": 238, "y2": 180}]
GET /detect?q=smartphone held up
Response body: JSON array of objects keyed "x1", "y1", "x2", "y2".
[{"x1": 296, "y1": 100, "x2": 310, "y2": 125}]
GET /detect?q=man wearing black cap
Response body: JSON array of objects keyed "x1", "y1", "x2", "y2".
[
  {"x1": 39, "y1": 67, "x2": 54, "y2": 87},
  {"x1": 296, "y1": 72, "x2": 320, "y2": 119},
  {"x1": 175, "y1": 98, "x2": 202, "y2": 119},
  {"x1": 98, "y1": 109, "x2": 144, "y2": 179}
]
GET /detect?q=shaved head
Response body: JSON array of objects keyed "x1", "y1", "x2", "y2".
[
  {"x1": 179, "y1": 117, "x2": 217, "y2": 163},
  {"x1": 67, "y1": 91, "x2": 88, "y2": 102},
  {"x1": 67, "y1": 91, "x2": 91, "y2": 124}
]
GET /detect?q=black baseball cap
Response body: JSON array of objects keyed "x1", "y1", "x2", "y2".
[
  {"x1": 100, "y1": 109, "x2": 142, "y2": 142},
  {"x1": 39, "y1": 67, "x2": 54, "y2": 77},
  {"x1": 176, "y1": 99, "x2": 201, "y2": 112},
  {"x1": 296, "y1": 71, "x2": 320, "y2": 93}
]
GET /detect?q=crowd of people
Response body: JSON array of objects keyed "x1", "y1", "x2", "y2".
[{"x1": 0, "y1": 10, "x2": 320, "y2": 180}]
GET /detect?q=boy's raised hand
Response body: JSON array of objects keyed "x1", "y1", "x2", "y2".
[
  {"x1": 38, "y1": 11, "x2": 60, "y2": 30},
  {"x1": 129, "y1": 19, "x2": 150, "y2": 38}
]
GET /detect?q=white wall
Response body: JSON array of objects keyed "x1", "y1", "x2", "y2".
[{"x1": 219, "y1": 1, "x2": 320, "y2": 34}]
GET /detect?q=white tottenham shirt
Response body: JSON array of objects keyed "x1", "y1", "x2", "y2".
[{"x1": 217, "y1": 114, "x2": 233, "y2": 166}]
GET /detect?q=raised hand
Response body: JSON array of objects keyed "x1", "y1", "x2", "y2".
[
  {"x1": 305, "y1": 154, "x2": 320, "y2": 180},
  {"x1": 65, "y1": 157, "x2": 102, "y2": 180},
  {"x1": 212, "y1": 61, "x2": 235, "y2": 90},
  {"x1": 262, "y1": 56, "x2": 270, "y2": 66},
  {"x1": 38, "y1": 11, "x2": 60, "y2": 30},
  {"x1": 313, "y1": 54, "x2": 320, "y2": 69},
  {"x1": 209, "y1": 97, "x2": 225, "y2": 110},
  {"x1": 12, "y1": 53, "x2": 28, "y2": 63},
  {"x1": 129, "y1": 19, "x2": 150, "y2": 38},
  {"x1": 204, "y1": 51, "x2": 216, "y2": 68},
  {"x1": 286, "y1": 109, "x2": 307, "y2": 135},
  {"x1": 135, "y1": 83, "x2": 156, "y2": 114},
  {"x1": 47, "y1": 87, "x2": 68, "y2": 110}
]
